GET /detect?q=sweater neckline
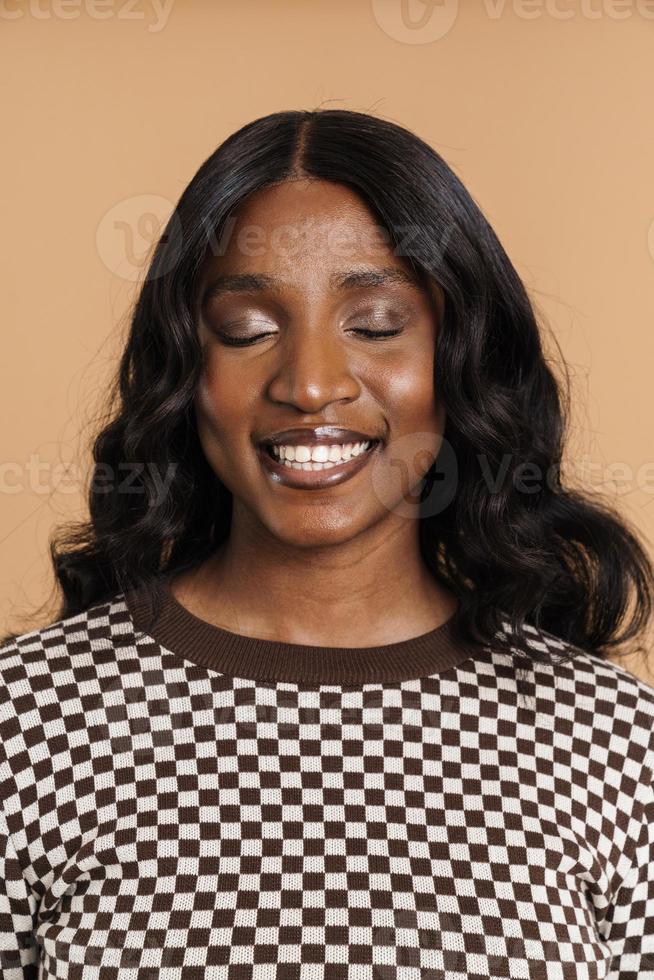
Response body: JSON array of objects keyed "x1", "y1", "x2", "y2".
[{"x1": 123, "y1": 577, "x2": 480, "y2": 686}]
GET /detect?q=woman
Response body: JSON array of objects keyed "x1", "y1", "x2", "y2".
[{"x1": 1, "y1": 109, "x2": 652, "y2": 979}]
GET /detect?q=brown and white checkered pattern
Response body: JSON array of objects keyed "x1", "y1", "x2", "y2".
[{"x1": 0, "y1": 592, "x2": 653, "y2": 979}]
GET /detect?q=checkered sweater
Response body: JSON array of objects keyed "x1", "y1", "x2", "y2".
[{"x1": 0, "y1": 585, "x2": 653, "y2": 979}]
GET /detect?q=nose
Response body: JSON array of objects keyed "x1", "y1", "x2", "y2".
[{"x1": 265, "y1": 325, "x2": 362, "y2": 413}]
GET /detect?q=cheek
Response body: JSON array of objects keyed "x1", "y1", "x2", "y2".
[
  {"x1": 371, "y1": 354, "x2": 439, "y2": 428},
  {"x1": 371, "y1": 358, "x2": 443, "y2": 496},
  {"x1": 194, "y1": 364, "x2": 248, "y2": 450},
  {"x1": 195, "y1": 374, "x2": 221, "y2": 435},
  {"x1": 195, "y1": 374, "x2": 213, "y2": 419}
]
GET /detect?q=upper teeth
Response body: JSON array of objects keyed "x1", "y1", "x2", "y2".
[{"x1": 272, "y1": 441, "x2": 372, "y2": 462}]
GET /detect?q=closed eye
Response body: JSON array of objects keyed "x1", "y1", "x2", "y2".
[
  {"x1": 214, "y1": 327, "x2": 404, "y2": 347},
  {"x1": 214, "y1": 332, "x2": 269, "y2": 347},
  {"x1": 351, "y1": 328, "x2": 403, "y2": 339}
]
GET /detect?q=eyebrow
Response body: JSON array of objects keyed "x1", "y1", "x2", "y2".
[{"x1": 200, "y1": 266, "x2": 423, "y2": 306}]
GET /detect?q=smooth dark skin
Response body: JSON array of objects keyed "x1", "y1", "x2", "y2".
[{"x1": 169, "y1": 177, "x2": 459, "y2": 646}]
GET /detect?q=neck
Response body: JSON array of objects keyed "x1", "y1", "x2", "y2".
[{"x1": 169, "y1": 512, "x2": 457, "y2": 648}]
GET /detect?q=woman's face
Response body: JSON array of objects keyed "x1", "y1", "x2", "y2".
[{"x1": 194, "y1": 177, "x2": 445, "y2": 548}]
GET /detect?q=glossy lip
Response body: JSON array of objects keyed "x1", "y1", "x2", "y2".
[
  {"x1": 256, "y1": 438, "x2": 381, "y2": 491},
  {"x1": 257, "y1": 425, "x2": 379, "y2": 448}
]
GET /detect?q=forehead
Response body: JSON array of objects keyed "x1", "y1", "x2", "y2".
[
  {"x1": 201, "y1": 178, "x2": 408, "y2": 283},
  {"x1": 229, "y1": 177, "x2": 385, "y2": 234}
]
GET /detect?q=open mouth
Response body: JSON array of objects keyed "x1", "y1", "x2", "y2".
[
  {"x1": 262, "y1": 438, "x2": 380, "y2": 465},
  {"x1": 255, "y1": 436, "x2": 383, "y2": 489}
]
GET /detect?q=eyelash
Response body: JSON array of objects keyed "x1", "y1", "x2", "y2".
[
  {"x1": 353, "y1": 328, "x2": 402, "y2": 340},
  {"x1": 216, "y1": 327, "x2": 403, "y2": 347}
]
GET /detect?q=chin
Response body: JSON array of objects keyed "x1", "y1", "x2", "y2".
[{"x1": 261, "y1": 509, "x2": 374, "y2": 550}]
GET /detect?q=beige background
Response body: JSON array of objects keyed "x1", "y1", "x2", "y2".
[{"x1": 2, "y1": 0, "x2": 653, "y2": 681}]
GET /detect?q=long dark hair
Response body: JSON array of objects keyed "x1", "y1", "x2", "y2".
[{"x1": 3, "y1": 108, "x2": 652, "y2": 667}]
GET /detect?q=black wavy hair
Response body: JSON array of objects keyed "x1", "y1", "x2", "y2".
[{"x1": 3, "y1": 108, "x2": 653, "y2": 668}]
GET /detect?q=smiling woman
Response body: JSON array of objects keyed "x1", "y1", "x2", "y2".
[
  {"x1": 1, "y1": 109, "x2": 653, "y2": 979},
  {"x1": 179, "y1": 176, "x2": 451, "y2": 587}
]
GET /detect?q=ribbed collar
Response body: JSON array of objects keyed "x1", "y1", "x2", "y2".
[{"x1": 123, "y1": 579, "x2": 481, "y2": 686}]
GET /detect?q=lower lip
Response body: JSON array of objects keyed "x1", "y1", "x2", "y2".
[{"x1": 256, "y1": 441, "x2": 382, "y2": 490}]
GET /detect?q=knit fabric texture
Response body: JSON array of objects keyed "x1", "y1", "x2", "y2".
[{"x1": 0, "y1": 585, "x2": 653, "y2": 979}]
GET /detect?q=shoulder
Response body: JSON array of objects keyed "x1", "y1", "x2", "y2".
[
  {"x1": 0, "y1": 592, "x2": 138, "y2": 804},
  {"x1": 479, "y1": 618, "x2": 654, "y2": 775},
  {"x1": 0, "y1": 591, "x2": 133, "y2": 718},
  {"x1": 0, "y1": 590, "x2": 132, "y2": 657}
]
